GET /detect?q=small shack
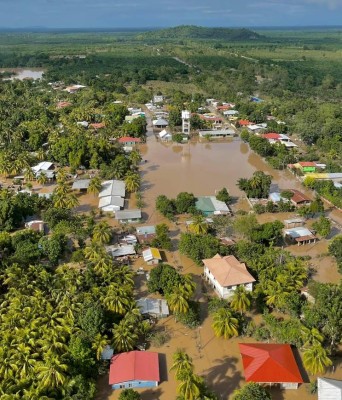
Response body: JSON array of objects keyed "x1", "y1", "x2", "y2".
[
  {"x1": 136, "y1": 225, "x2": 156, "y2": 243},
  {"x1": 72, "y1": 179, "x2": 90, "y2": 191},
  {"x1": 136, "y1": 297, "x2": 169, "y2": 318},
  {"x1": 115, "y1": 209, "x2": 142, "y2": 223},
  {"x1": 283, "y1": 227, "x2": 317, "y2": 246},
  {"x1": 142, "y1": 247, "x2": 162, "y2": 265}
]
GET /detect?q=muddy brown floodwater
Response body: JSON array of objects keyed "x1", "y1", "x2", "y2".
[{"x1": 139, "y1": 135, "x2": 304, "y2": 223}]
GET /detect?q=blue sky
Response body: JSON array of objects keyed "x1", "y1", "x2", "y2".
[{"x1": 1, "y1": 0, "x2": 342, "y2": 28}]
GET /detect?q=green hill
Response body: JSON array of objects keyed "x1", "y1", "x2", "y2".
[{"x1": 137, "y1": 25, "x2": 263, "y2": 41}]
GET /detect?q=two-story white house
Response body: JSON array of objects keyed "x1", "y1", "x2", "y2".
[{"x1": 203, "y1": 254, "x2": 255, "y2": 298}]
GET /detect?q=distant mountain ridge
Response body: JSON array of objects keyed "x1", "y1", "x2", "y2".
[{"x1": 137, "y1": 25, "x2": 263, "y2": 40}]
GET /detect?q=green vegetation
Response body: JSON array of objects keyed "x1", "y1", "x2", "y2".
[
  {"x1": 137, "y1": 25, "x2": 263, "y2": 41},
  {"x1": 233, "y1": 382, "x2": 271, "y2": 400}
]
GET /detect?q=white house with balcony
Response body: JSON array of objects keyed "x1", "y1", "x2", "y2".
[{"x1": 202, "y1": 254, "x2": 255, "y2": 298}]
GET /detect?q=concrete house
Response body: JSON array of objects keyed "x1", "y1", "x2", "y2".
[
  {"x1": 109, "y1": 351, "x2": 160, "y2": 390},
  {"x1": 239, "y1": 343, "x2": 303, "y2": 390},
  {"x1": 203, "y1": 254, "x2": 255, "y2": 298},
  {"x1": 118, "y1": 137, "x2": 141, "y2": 146},
  {"x1": 195, "y1": 196, "x2": 230, "y2": 216}
]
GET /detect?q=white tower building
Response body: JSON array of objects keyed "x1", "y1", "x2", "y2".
[{"x1": 182, "y1": 110, "x2": 191, "y2": 135}]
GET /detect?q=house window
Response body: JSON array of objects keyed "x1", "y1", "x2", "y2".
[{"x1": 128, "y1": 384, "x2": 132, "y2": 388}]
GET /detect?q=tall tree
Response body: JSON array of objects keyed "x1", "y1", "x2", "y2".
[{"x1": 212, "y1": 308, "x2": 239, "y2": 339}]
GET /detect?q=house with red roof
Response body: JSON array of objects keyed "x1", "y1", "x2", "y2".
[
  {"x1": 109, "y1": 351, "x2": 160, "y2": 390},
  {"x1": 289, "y1": 189, "x2": 311, "y2": 207},
  {"x1": 118, "y1": 136, "x2": 142, "y2": 146},
  {"x1": 239, "y1": 343, "x2": 303, "y2": 389},
  {"x1": 238, "y1": 119, "x2": 252, "y2": 127},
  {"x1": 56, "y1": 101, "x2": 72, "y2": 109},
  {"x1": 203, "y1": 254, "x2": 255, "y2": 298},
  {"x1": 89, "y1": 122, "x2": 105, "y2": 130}
]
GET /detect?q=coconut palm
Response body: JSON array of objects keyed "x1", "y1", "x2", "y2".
[
  {"x1": 301, "y1": 326, "x2": 324, "y2": 348},
  {"x1": 36, "y1": 149, "x2": 46, "y2": 161},
  {"x1": 230, "y1": 286, "x2": 251, "y2": 314},
  {"x1": 102, "y1": 283, "x2": 130, "y2": 314},
  {"x1": 125, "y1": 172, "x2": 141, "y2": 193},
  {"x1": 35, "y1": 352, "x2": 68, "y2": 389},
  {"x1": 303, "y1": 343, "x2": 332, "y2": 375},
  {"x1": 87, "y1": 176, "x2": 102, "y2": 196},
  {"x1": 212, "y1": 307, "x2": 239, "y2": 339},
  {"x1": 170, "y1": 349, "x2": 194, "y2": 380},
  {"x1": 112, "y1": 319, "x2": 138, "y2": 353},
  {"x1": 0, "y1": 158, "x2": 12, "y2": 178},
  {"x1": 84, "y1": 243, "x2": 106, "y2": 262},
  {"x1": 36, "y1": 172, "x2": 48, "y2": 186},
  {"x1": 92, "y1": 333, "x2": 109, "y2": 360},
  {"x1": 93, "y1": 221, "x2": 112, "y2": 245},
  {"x1": 167, "y1": 285, "x2": 190, "y2": 315},
  {"x1": 189, "y1": 215, "x2": 208, "y2": 235},
  {"x1": 24, "y1": 167, "x2": 35, "y2": 182},
  {"x1": 129, "y1": 149, "x2": 142, "y2": 166},
  {"x1": 182, "y1": 274, "x2": 196, "y2": 298},
  {"x1": 177, "y1": 372, "x2": 203, "y2": 400}
]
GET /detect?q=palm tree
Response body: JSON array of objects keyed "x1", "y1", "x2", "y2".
[
  {"x1": 36, "y1": 149, "x2": 46, "y2": 161},
  {"x1": 230, "y1": 286, "x2": 251, "y2": 314},
  {"x1": 177, "y1": 372, "x2": 203, "y2": 400},
  {"x1": 102, "y1": 283, "x2": 130, "y2": 314},
  {"x1": 129, "y1": 149, "x2": 142, "y2": 166},
  {"x1": 301, "y1": 326, "x2": 324, "y2": 348},
  {"x1": 212, "y1": 307, "x2": 239, "y2": 339},
  {"x1": 87, "y1": 176, "x2": 102, "y2": 196},
  {"x1": 84, "y1": 243, "x2": 106, "y2": 262},
  {"x1": 303, "y1": 343, "x2": 332, "y2": 375},
  {"x1": 125, "y1": 172, "x2": 141, "y2": 193},
  {"x1": 167, "y1": 285, "x2": 190, "y2": 315},
  {"x1": 36, "y1": 172, "x2": 48, "y2": 186},
  {"x1": 182, "y1": 274, "x2": 196, "y2": 298},
  {"x1": 24, "y1": 167, "x2": 35, "y2": 182},
  {"x1": 93, "y1": 221, "x2": 112, "y2": 245},
  {"x1": 92, "y1": 333, "x2": 109, "y2": 360},
  {"x1": 170, "y1": 349, "x2": 194, "y2": 380},
  {"x1": 112, "y1": 319, "x2": 138, "y2": 353},
  {"x1": 35, "y1": 352, "x2": 68, "y2": 389},
  {"x1": 188, "y1": 215, "x2": 208, "y2": 235}
]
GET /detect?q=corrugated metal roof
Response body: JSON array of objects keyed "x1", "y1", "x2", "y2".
[
  {"x1": 72, "y1": 179, "x2": 90, "y2": 190},
  {"x1": 109, "y1": 351, "x2": 160, "y2": 385},
  {"x1": 239, "y1": 343, "x2": 303, "y2": 383},
  {"x1": 115, "y1": 209, "x2": 141, "y2": 220}
]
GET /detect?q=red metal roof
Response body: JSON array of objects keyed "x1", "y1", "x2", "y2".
[
  {"x1": 261, "y1": 133, "x2": 281, "y2": 140},
  {"x1": 298, "y1": 162, "x2": 316, "y2": 167},
  {"x1": 290, "y1": 189, "x2": 311, "y2": 204},
  {"x1": 118, "y1": 136, "x2": 141, "y2": 143},
  {"x1": 109, "y1": 351, "x2": 160, "y2": 385},
  {"x1": 239, "y1": 119, "x2": 252, "y2": 126},
  {"x1": 239, "y1": 343, "x2": 303, "y2": 383},
  {"x1": 89, "y1": 122, "x2": 105, "y2": 129}
]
